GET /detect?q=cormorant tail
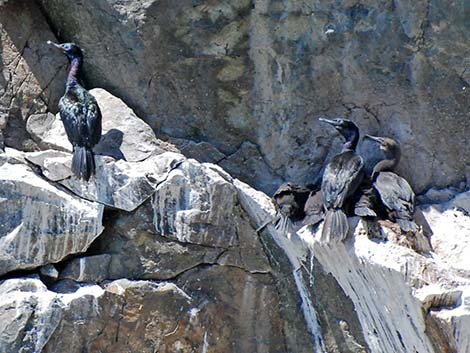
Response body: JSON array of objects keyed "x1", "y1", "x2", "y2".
[
  {"x1": 72, "y1": 146, "x2": 95, "y2": 181},
  {"x1": 320, "y1": 209, "x2": 349, "y2": 243},
  {"x1": 397, "y1": 219, "x2": 418, "y2": 233}
]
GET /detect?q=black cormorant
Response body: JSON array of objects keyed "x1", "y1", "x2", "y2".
[
  {"x1": 303, "y1": 189, "x2": 324, "y2": 227},
  {"x1": 272, "y1": 182, "x2": 311, "y2": 237},
  {"x1": 319, "y1": 118, "x2": 364, "y2": 242},
  {"x1": 365, "y1": 135, "x2": 418, "y2": 232},
  {"x1": 48, "y1": 41, "x2": 102, "y2": 181}
]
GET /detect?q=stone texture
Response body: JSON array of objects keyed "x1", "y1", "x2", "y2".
[
  {"x1": 78, "y1": 158, "x2": 272, "y2": 281},
  {"x1": 26, "y1": 150, "x2": 186, "y2": 212},
  {"x1": 38, "y1": 0, "x2": 470, "y2": 194},
  {"x1": 0, "y1": 273, "x2": 286, "y2": 353},
  {"x1": 41, "y1": 151, "x2": 184, "y2": 212},
  {"x1": 0, "y1": 0, "x2": 66, "y2": 151},
  {"x1": 420, "y1": 191, "x2": 470, "y2": 272},
  {"x1": 0, "y1": 156, "x2": 104, "y2": 275}
]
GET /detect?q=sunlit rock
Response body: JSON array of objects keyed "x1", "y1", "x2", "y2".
[{"x1": 0, "y1": 160, "x2": 104, "y2": 276}]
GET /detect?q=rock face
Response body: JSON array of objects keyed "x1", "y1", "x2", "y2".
[
  {"x1": 38, "y1": 0, "x2": 470, "y2": 194},
  {"x1": 0, "y1": 154, "x2": 104, "y2": 275},
  {"x1": 1, "y1": 3, "x2": 470, "y2": 353},
  {"x1": 0, "y1": 0, "x2": 66, "y2": 151}
]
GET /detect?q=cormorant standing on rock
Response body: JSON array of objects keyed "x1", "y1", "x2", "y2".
[
  {"x1": 272, "y1": 182, "x2": 311, "y2": 237},
  {"x1": 365, "y1": 135, "x2": 418, "y2": 232},
  {"x1": 48, "y1": 41, "x2": 101, "y2": 181},
  {"x1": 319, "y1": 118, "x2": 364, "y2": 243}
]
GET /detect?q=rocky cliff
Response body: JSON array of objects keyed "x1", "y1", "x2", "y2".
[{"x1": 0, "y1": 1, "x2": 469, "y2": 353}]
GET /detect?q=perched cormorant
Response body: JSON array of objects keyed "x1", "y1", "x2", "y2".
[
  {"x1": 272, "y1": 182, "x2": 311, "y2": 237},
  {"x1": 319, "y1": 118, "x2": 364, "y2": 242},
  {"x1": 365, "y1": 135, "x2": 418, "y2": 232},
  {"x1": 48, "y1": 41, "x2": 102, "y2": 181},
  {"x1": 303, "y1": 189, "x2": 324, "y2": 226},
  {"x1": 354, "y1": 179, "x2": 380, "y2": 218}
]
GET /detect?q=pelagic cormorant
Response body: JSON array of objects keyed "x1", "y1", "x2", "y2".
[
  {"x1": 48, "y1": 41, "x2": 102, "y2": 181},
  {"x1": 319, "y1": 118, "x2": 364, "y2": 242},
  {"x1": 365, "y1": 135, "x2": 418, "y2": 232},
  {"x1": 272, "y1": 182, "x2": 311, "y2": 238}
]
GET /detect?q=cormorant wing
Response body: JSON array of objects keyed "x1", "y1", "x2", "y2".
[
  {"x1": 83, "y1": 90, "x2": 102, "y2": 146},
  {"x1": 58, "y1": 86, "x2": 101, "y2": 148},
  {"x1": 59, "y1": 90, "x2": 88, "y2": 146},
  {"x1": 322, "y1": 151, "x2": 364, "y2": 209},
  {"x1": 374, "y1": 171, "x2": 415, "y2": 220}
]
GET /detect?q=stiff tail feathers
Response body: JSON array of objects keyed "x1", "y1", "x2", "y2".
[
  {"x1": 72, "y1": 146, "x2": 95, "y2": 181},
  {"x1": 320, "y1": 209, "x2": 349, "y2": 244}
]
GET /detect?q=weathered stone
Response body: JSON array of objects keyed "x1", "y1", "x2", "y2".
[
  {"x1": 304, "y1": 221, "x2": 470, "y2": 353},
  {"x1": 82, "y1": 158, "x2": 271, "y2": 280},
  {"x1": 86, "y1": 200, "x2": 225, "y2": 281},
  {"x1": 27, "y1": 150, "x2": 185, "y2": 212},
  {"x1": 59, "y1": 254, "x2": 112, "y2": 282},
  {"x1": 39, "y1": 264, "x2": 59, "y2": 280},
  {"x1": 169, "y1": 137, "x2": 226, "y2": 164},
  {"x1": 420, "y1": 191, "x2": 470, "y2": 272},
  {"x1": 0, "y1": 157, "x2": 104, "y2": 275},
  {"x1": 0, "y1": 0, "x2": 66, "y2": 151},
  {"x1": 38, "y1": 0, "x2": 470, "y2": 195},
  {"x1": 26, "y1": 113, "x2": 71, "y2": 152},
  {"x1": 0, "y1": 274, "x2": 287, "y2": 353}
]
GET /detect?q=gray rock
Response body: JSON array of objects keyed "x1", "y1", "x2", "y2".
[
  {"x1": 84, "y1": 157, "x2": 271, "y2": 280},
  {"x1": 60, "y1": 254, "x2": 112, "y2": 282},
  {"x1": 0, "y1": 276, "x2": 286, "y2": 353},
  {"x1": 0, "y1": 1, "x2": 66, "y2": 151},
  {"x1": 40, "y1": 264, "x2": 59, "y2": 280},
  {"x1": 26, "y1": 113, "x2": 72, "y2": 153},
  {"x1": 0, "y1": 159, "x2": 104, "y2": 275},
  {"x1": 169, "y1": 137, "x2": 226, "y2": 164},
  {"x1": 27, "y1": 150, "x2": 185, "y2": 212}
]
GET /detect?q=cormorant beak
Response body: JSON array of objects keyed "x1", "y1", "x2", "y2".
[
  {"x1": 319, "y1": 118, "x2": 340, "y2": 126},
  {"x1": 47, "y1": 40, "x2": 65, "y2": 51},
  {"x1": 364, "y1": 135, "x2": 384, "y2": 144}
]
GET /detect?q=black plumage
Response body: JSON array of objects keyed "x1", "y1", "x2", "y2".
[
  {"x1": 319, "y1": 118, "x2": 364, "y2": 243},
  {"x1": 303, "y1": 189, "x2": 324, "y2": 227},
  {"x1": 365, "y1": 135, "x2": 418, "y2": 232},
  {"x1": 48, "y1": 41, "x2": 102, "y2": 181},
  {"x1": 272, "y1": 182, "x2": 310, "y2": 222}
]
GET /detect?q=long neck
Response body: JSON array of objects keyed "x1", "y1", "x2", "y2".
[
  {"x1": 342, "y1": 130, "x2": 359, "y2": 152},
  {"x1": 372, "y1": 158, "x2": 398, "y2": 180},
  {"x1": 66, "y1": 57, "x2": 82, "y2": 88}
]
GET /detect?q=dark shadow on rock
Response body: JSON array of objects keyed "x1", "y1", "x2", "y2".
[{"x1": 94, "y1": 128, "x2": 125, "y2": 161}]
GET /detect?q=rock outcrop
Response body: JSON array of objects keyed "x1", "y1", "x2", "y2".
[
  {"x1": 1, "y1": 2, "x2": 469, "y2": 352},
  {"x1": 0, "y1": 151, "x2": 103, "y2": 275}
]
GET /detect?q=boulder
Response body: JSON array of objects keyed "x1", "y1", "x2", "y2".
[{"x1": 0, "y1": 158, "x2": 104, "y2": 276}]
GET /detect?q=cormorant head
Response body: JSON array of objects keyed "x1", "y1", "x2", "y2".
[
  {"x1": 364, "y1": 135, "x2": 401, "y2": 161},
  {"x1": 319, "y1": 118, "x2": 360, "y2": 149},
  {"x1": 47, "y1": 41, "x2": 83, "y2": 60}
]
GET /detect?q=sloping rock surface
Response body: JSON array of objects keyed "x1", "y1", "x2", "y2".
[{"x1": 0, "y1": 156, "x2": 103, "y2": 275}]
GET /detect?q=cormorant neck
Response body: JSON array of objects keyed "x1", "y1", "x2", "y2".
[
  {"x1": 66, "y1": 57, "x2": 82, "y2": 88},
  {"x1": 341, "y1": 130, "x2": 359, "y2": 152},
  {"x1": 372, "y1": 158, "x2": 398, "y2": 179}
]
